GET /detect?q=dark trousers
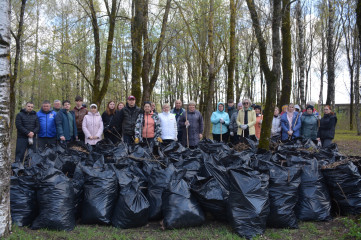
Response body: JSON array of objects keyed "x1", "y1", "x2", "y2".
[
  {"x1": 104, "y1": 131, "x2": 121, "y2": 144},
  {"x1": 123, "y1": 134, "x2": 134, "y2": 144},
  {"x1": 177, "y1": 130, "x2": 183, "y2": 143},
  {"x1": 15, "y1": 137, "x2": 37, "y2": 162},
  {"x1": 213, "y1": 132, "x2": 229, "y2": 143},
  {"x1": 238, "y1": 135, "x2": 257, "y2": 143},
  {"x1": 162, "y1": 139, "x2": 175, "y2": 146},
  {"x1": 142, "y1": 138, "x2": 155, "y2": 145},
  {"x1": 77, "y1": 131, "x2": 85, "y2": 142},
  {"x1": 38, "y1": 137, "x2": 57, "y2": 150},
  {"x1": 230, "y1": 134, "x2": 239, "y2": 145},
  {"x1": 321, "y1": 138, "x2": 333, "y2": 148}
]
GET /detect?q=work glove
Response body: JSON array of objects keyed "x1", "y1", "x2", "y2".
[
  {"x1": 230, "y1": 132, "x2": 234, "y2": 136},
  {"x1": 134, "y1": 138, "x2": 140, "y2": 144},
  {"x1": 259, "y1": 120, "x2": 263, "y2": 124},
  {"x1": 174, "y1": 138, "x2": 178, "y2": 141},
  {"x1": 185, "y1": 121, "x2": 190, "y2": 128},
  {"x1": 241, "y1": 125, "x2": 248, "y2": 130},
  {"x1": 318, "y1": 115, "x2": 322, "y2": 120},
  {"x1": 317, "y1": 141, "x2": 322, "y2": 147},
  {"x1": 219, "y1": 118, "x2": 225, "y2": 123},
  {"x1": 157, "y1": 137, "x2": 163, "y2": 143}
]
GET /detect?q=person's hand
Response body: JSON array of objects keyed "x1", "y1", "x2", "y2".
[
  {"x1": 134, "y1": 138, "x2": 140, "y2": 144},
  {"x1": 317, "y1": 141, "x2": 322, "y2": 147},
  {"x1": 259, "y1": 120, "x2": 263, "y2": 124},
  {"x1": 199, "y1": 134, "x2": 203, "y2": 139},
  {"x1": 89, "y1": 136, "x2": 93, "y2": 140},
  {"x1": 241, "y1": 125, "x2": 248, "y2": 130},
  {"x1": 185, "y1": 120, "x2": 190, "y2": 127},
  {"x1": 28, "y1": 132, "x2": 34, "y2": 138},
  {"x1": 317, "y1": 138, "x2": 320, "y2": 141},
  {"x1": 174, "y1": 138, "x2": 178, "y2": 141},
  {"x1": 219, "y1": 118, "x2": 225, "y2": 123},
  {"x1": 318, "y1": 115, "x2": 321, "y2": 120},
  {"x1": 60, "y1": 136, "x2": 66, "y2": 141},
  {"x1": 157, "y1": 137, "x2": 163, "y2": 143},
  {"x1": 230, "y1": 132, "x2": 234, "y2": 136},
  {"x1": 76, "y1": 136, "x2": 79, "y2": 141},
  {"x1": 288, "y1": 130, "x2": 293, "y2": 136}
]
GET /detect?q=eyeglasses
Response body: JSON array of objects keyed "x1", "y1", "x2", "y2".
[{"x1": 243, "y1": 102, "x2": 249, "y2": 105}]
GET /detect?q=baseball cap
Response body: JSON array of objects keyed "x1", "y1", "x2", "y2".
[{"x1": 127, "y1": 96, "x2": 136, "y2": 100}]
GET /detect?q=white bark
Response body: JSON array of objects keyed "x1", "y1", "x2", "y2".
[{"x1": 0, "y1": 0, "x2": 12, "y2": 237}]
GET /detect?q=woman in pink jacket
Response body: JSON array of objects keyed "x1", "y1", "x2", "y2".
[{"x1": 82, "y1": 104, "x2": 104, "y2": 145}]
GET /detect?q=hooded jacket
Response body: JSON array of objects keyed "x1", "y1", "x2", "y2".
[
  {"x1": 56, "y1": 109, "x2": 77, "y2": 141},
  {"x1": 15, "y1": 109, "x2": 40, "y2": 138},
  {"x1": 280, "y1": 111, "x2": 302, "y2": 141},
  {"x1": 211, "y1": 102, "x2": 230, "y2": 134},
  {"x1": 37, "y1": 109, "x2": 57, "y2": 138},
  {"x1": 317, "y1": 113, "x2": 337, "y2": 140},
  {"x1": 301, "y1": 112, "x2": 318, "y2": 140},
  {"x1": 82, "y1": 111, "x2": 104, "y2": 145}
]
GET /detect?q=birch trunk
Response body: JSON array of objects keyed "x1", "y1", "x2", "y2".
[{"x1": 326, "y1": 0, "x2": 335, "y2": 109}]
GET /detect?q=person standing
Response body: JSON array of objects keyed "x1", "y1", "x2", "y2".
[
  {"x1": 15, "y1": 102, "x2": 39, "y2": 162},
  {"x1": 236, "y1": 99, "x2": 257, "y2": 142},
  {"x1": 170, "y1": 99, "x2": 186, "y2": 142},
  {"x1": 56, "y1": 100, "x2": 78, "y2": 142},
  {"x1": 317, "y1": 105, "x2": 337, "y2": 147},
  {"x1": 301, "y1": 105, "x2": 318, "y2": 143},
  {"x1": 178, "y1": 101, "x2": 204, "y2": 148},
  {"x1": 37, "y1": 100, "x2": 57, "y2": 149},
  {"x1": 271, "y1": 107, "x2": 282, "y2": 141},
  {"x1": 229, "y1": 103, "x2": 242, "y2": 145},
  {"x1": 73, "y1": 96, "x2": 88, "y2": 142},
  {"x1": 117, "y1": 102, "x2": 125, "y2": 111},
  {"x1": 254, "y1": 105, "x2": 263, "y2": 140},
  {"x1": 134, "y1": 101, "x2": 162, "y2": 146},
  {"x1": 280, "y1": 103, "x2": 302, "y2": 141},
  {"x1": 82, "y1": 104, "x2": 104, "y2": 146},
  {"x1": 102, "y1": 100, "x2": 119, "y2": 144},
  {"x1": 151, "y1": 102, "x2": 158, "y2": 114},
  {"x1": 53, "y1": 100, "x2": 62, "y2": 113},
  {"x1": 111, "y1": 95, "x2": 141, "y2": 144},
  {"x1": 158, "y1": 103, "x2": 177, "y2": 145},
  {"x1": 226, "y1": 99, "x2": 237, "y2": 120},
  {"x1": 210, "y1": 102, "x2": 230, "y2": 142}
]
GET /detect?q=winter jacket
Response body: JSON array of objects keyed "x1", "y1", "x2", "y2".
[
  {"x1": 170, "y1": 107, "x2": 185, "y2": 129},
  {"x1": 280, "y1": 111, "x2": 302, "y2": 141},
  {"x1": 56, "y1": 109, "x2": 77, "y2": 141},
  {"x1": 101, "y1": 111, "x2": 116, "y2": 132},
  {"x1": 159, "y1": 111, "x2": 177, "y2": 140},
  {"x1": 15, "y1": 109, "x2": 40, "y2": 138},
  {"x1": 317, "y1": 113, "x2": 337, "y2": 140},
  {"x1": 82, "y1": 111, "x2": 104, "y2": 145},
  {"x1": 179, "y1": 110, "x2": 204, "y2": 147},
  {"x1": 255, "y1": 114, "x2": 263, "y2": 139},
  {"x1": 271, "y1": 115, "x2": 282, "y2": 137},
  {"x1": 37, "y1": 109, "x2": 57, "y2": 138},
  {"x1": 227, "y1": 105, "x2": 237, "y2": 120},
  {"x1": 301, "y1": 113, "x2": 318, "y2": 140},
  {"x1": 73, "y1": 106, "x2": 88, "y2": 131},
  {"x1": 111, "y1": 103, "x2": 141, "y2": 136},
  {"x1": 211, "y1": 102, "x2": 230, "y2": 134},
  {"x1": 236, "y1": 108, "x2": 257, "y2": 136},
  {"x1": 134, "y1": 111, "x2": 161, "y2": 142},
  {"x1": 229, "y1": 111, "x2": 239, "y2": 134}
]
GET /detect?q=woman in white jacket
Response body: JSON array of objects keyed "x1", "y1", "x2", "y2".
[
  {"x1": 158, "y1": 103, "x2": 177, "y2": 145},
  {"x1": 271, "y1": 107, "x2": 282, "y2": 141},
  {"x1": 82, "y1": 104, "x2": 104, "y2": 145}
]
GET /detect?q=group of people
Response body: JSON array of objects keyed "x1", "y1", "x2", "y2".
[{"x1": 14, "y1": 95, "x2": 337, "y2": 162}]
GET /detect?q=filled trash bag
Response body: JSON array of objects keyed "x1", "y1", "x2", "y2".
[
  {"x1": 227, "y1": 168, "x2": 270, "y2": 239},
  {"x1": 296, "y1": 159, "x2": 331, "y2": 221},
  {"x1": 81, "y1": 164, "x2": 118, "y2": 225},
  {"x1": 112, "y1": 179, "x2": 150, "y2": 228},
  {"x1": 147, "y1": 164, "x2": 175, "y2": 220},
  {"x1": 191, "y1": 176, "x2": 228, "y2": 222},
  {"x1": 31, "y1": 166, "x2": 75, "y2": 231},
  {"x1": 54, "y1": 154, "x2": 80, "y2": 178},
  {"x1": 322, "y1": 161, "x2": 361, "y2": 215},
  {"x1": 162, "y1": 169, "x2": 205, "y2": 229},
  {"x1": 10, "y1": 174, "x2": 37, "y2": 227},
  {"x1": 267, "y1": 164, "x2": 302, "y2": 228}
]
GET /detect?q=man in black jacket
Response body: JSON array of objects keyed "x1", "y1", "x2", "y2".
[
  {"x1": 15, "y1": 102, "x2": 39, "y2": 162},
  {"x1": 110, "y1": 95, "x2": 141, "y2": 144}
]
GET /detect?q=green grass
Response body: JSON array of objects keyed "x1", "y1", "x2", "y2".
[{"x1": 334, "y1": 129, "x2": 361, "y2": 141}]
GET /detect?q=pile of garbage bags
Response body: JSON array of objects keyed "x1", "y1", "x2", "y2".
[{"x1": 10, "y1": 138, "x2": 361, "y2": 239}]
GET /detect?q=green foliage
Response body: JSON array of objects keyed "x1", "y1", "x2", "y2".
[{"x1": 342, "y1": 217, "x2": 361, "y2": 239}]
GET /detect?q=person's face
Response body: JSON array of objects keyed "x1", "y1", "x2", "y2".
[
  {"x1": 91, "y1": 107, "x2": 97, "y2": 113},
  {"x1": 63, "y1": 102, "x2": 71, "y2": 110},
  {"x1": 242, "y1": 101, "x2": 250, "y2": 108},
  {"x1": 162, "y1": 105, "x2": 170, "y2": 113},
  {"x1": 53, "y1": 102, "x2": 61, "y2": 110},
  {"x1": 118, "y1": 103, "x2": 124, "y2": 110},
  {"x1": 25, "y1": 104, "x2": 34, "y2": 112},
  {"x1": 188, "y1": 104, "x2": 196, "y2": 112},
  {"x1": 324, "y1": 107, "x2": 330, "y2": 114},
  {"x1": 175, "y1": 100, "x2": 182, "y2": 109},
  {"x1": 109, "y1": 102, "x2": 115, "y2": 110},
  {"x1": 288, "y1": 105, "x2": 295, "y2": 112},
  {"x1": 274, "y1": 108, "x2": 279, "y2": 116},
  {"x1": 151, "y1": 103, "x2": 156, "y2": 110},
  {"x1": 76, "y1": 100, "x2": 83, "y2": 107},
  {"x1": 237, "y1": 105, "x2": 243, "y2": 111},
  {"x1": 218, "y1": 104, "x2": 224, "y2": 112},
  {"x1": 307, "y1": 108, "x2": 313, "y2": 114},
  {"x1": 127, "y1": 99, "x2": 135, "y2": 107},
  {"x1": 42, "y1": 104, "x2": 51, "y2": 112},
  {"x1": 228, "y1": 102, "x2": 234, "y2": 107},
  {"x1": 255, "y1": 108, "x2": 260, "y2": 114},
  {"x1": 144, "y1": 104, "x2": 151, "y2": 113}
]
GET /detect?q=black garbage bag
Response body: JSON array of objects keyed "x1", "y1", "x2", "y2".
[
  {"x1": 54, "y1": 154, "x2": 80, "y2": 178},
  {"x1": 202, "y1": 156, "x2": 230, "y2": 192},
  {"x1": 322, "y1": 161, "x2": 361, "y2": 215},
  {"x1": 10, "y1": 171, "x2": 37, "y2": 227},
  {"x1": 267, "y1": 163, "x2": 302, "y2": 228},
  {"x1": 161, "y1": 141, "x2": 187, "y2": 163},
  {"x1": 113, "y1": 142, "x2": 128, "y2": 160},
  {"x1": 198, "y1": 139, "x2": 231, "y2": 155},
  {"x1": 38, "y1": 147, "x2": 57, "y2": 161},
  {"x1": 31, "y1": 165, "x2": 75, "y2": 231},
  {"x1": 175, "y1": 149, "x2": 204, "y2": 181},
  {"x1": 67, "y1": 141, "x2": 91, "y2": 159},
  {"x1": 162, "y1": 169, "x2": 205, "y2": 229},
  {"x1": 295, "y1": 159, "x2": 331, "y2": 221},
  {"x1": 147, "y1": 164, "x2": 175, "y2": 220},
  {"x1": 81, "y1": 164, "x2": 118, "y2": 225},
  {"x1": 220, "y1": 150, "x2": 255, "y2": 169},
  {"x1": 191, "y1": 176, "x2": 228, "y2": 222},
  {"x1": 227, "y1": 168, "x2": 270, "y2": 239},
  {"x1": 72, "y1": 163, "x2": 85, "y2": 218},
  {"x1": 112, "y1": 179, "x2": 150, "y2": 228}
]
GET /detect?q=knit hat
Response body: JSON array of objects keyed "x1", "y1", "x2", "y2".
[
  {"x1": 306, "y1": 105, "x2": 314, "y2": 111},
  {"x1": 90, "y1": 104, "x2": 97, "y2": 109},
  {"x1": 295, "y1": 104, "x2": 301, "y2": 110},
  {"x1": 237, "y1": 102, "x2": 242, "y2": 107}
]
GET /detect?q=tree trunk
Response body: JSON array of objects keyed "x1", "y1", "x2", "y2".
[
  {"x1": 10, "y1": 0, "x2": 26, "y2": 139},
  {"x1": 326, "y1": 0, "x2": 335, "y2": 109},
  {"x1": 356, "y1": 0, "x2": 361, "y2": 135},
  {"x1": 0, "y1": 0, "x2": 12, "y2": 237},
  {"x1": 227, "y1": 0, "x2": 236, "y2": 103},
  {"x1": 280, "y1": 0, "x2": 292, "y2": 108},
  {"x1": 296, "y1": 0, "x2": 306, "y2": 107}
]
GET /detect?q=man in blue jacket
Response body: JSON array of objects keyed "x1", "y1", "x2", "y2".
[
  {"x1": 55, "y1": 100, "x2": 78, "y2": 142},
  {"x1": 37, "y1": 100, "x2": 57, "y2": 149}
]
